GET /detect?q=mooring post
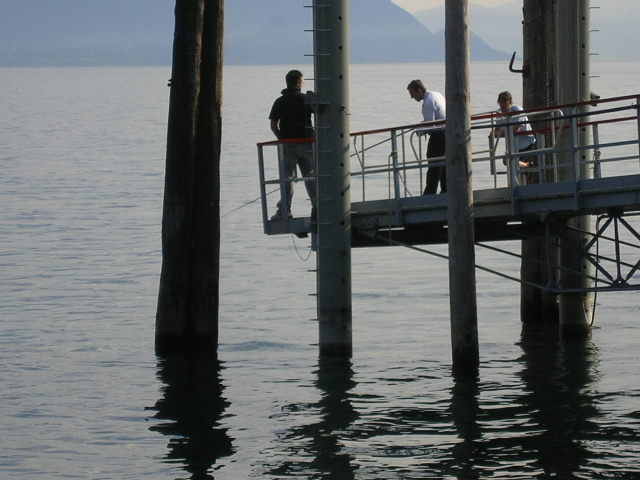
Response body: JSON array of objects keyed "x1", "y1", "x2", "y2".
[
  {"x1": 312, "y1": 0, "x2": 352, "y2": 356},
  {"x1": 555, "y1": 0, "x2": 594, "y2": 338},
  {"x1": 445, "y1": 0, "x2": 479, "y2": 374},
  {"x1": 521, "y1": 0, "x2": 559, "y2": 324},
  {"x1": 156, "y1": 0, "x2": 223, "y2": 353}
]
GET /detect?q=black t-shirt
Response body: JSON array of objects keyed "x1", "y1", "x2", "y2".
[{"x1": 269, "y1": 87, "x2": 313, "y2": 139}]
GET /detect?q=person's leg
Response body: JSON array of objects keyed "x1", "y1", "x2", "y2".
[
  {"x1": 521, "y1": 145, "x2": 538, "y2": 185},
  {"x1": 274, "y1": 143, "x2": 297, "y2": 217},
  {"x1": 294, "y1": 143, "x2": 316, "y2": 208},
  {"x1": 439, "y1": 165, "x2": 447, "y2": 193},
  {"x1": 424, "y1": 166, "x2": 440, "y2": 195},
  {"x1": 424, "y1": 132, "x2": 446, "y2": 195}
]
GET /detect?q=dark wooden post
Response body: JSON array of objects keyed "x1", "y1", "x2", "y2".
[
  {"x1": 521, "y1": 0, "x2": 559, "y2": 324},
  {"x1": 156, "y1": 0, "x2": 224, "y2": 354},
  {"x1": 445, "y1": 0, "x2": 479, "y2": 375}
]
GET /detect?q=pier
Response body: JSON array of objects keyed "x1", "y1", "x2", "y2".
[
  {"x1": 250, "y1": 0, "x2": 640, "y2": 371},
  {"x1": 156, "y1": 0, "x2": 639, "y2": 367},
  {"x1": 258, "y1": 93, "x2": 640, "y2": 346},
  {"x1": 259, "y1": 95, "x2": 640, "y2": 279}
]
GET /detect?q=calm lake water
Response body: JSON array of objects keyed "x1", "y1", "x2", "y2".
[{"x1": 1, "y1": 62, "x2": 639, "y2": 479}]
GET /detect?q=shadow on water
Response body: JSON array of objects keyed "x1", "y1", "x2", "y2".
[
  {"x1": 264, "y1": 356, "x2": 359, "y2": 479},
  {"x1": 147, "y1": 352, "x2": 234, "y2": 479},
  {"x1": 438, "y1": 326, "x2": 602, "y2": 479},
  {"x1": 517, "y1": 323, "x2": 599, "y2": 479}
]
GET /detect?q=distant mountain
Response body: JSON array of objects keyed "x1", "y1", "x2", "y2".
[
  {"x1": 414, "y1": 2, "x2": 523, "y2": 56},
  {"x1": 0, "y1": 0, "x2": 508, "y2": 67},
  {"x1": 225, "y1": 0, "x2": 507, "y2": 64},
  {"x1": 0, "y1": 0, "x2": 174, "y2": 66},
  {"x1": 413, "y1": 0, "x2": 640, "y2": 62}
]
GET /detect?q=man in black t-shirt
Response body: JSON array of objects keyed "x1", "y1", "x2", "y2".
[{"x1": 268, "y1": 69, "x2": 316, "y2": 220}]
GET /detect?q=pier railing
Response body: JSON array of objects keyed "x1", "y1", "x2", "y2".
[
  {"x1": 347, "y1": 94, "x2": 640, "y2": 204},
  {"x1": 257, "y1": 94, "x2": 640, "y2": 232}
]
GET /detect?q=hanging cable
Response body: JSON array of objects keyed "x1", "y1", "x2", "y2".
[
  {"x1": 290, "y1": 234, "x2": 312, "y2": 261},
  {"x1": 221, "y1": 188, "x2": 279, "y2": 218},
  {"x1": 372, "y1": 233, "x2": 549, "y2": 292},
  {"x1": 590, "y1": 215, "x2": 604, "y2": 327}
]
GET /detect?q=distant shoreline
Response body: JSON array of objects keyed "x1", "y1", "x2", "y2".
[{"x1": 2, "y1": 58, "x2": 638, "y2": 69}]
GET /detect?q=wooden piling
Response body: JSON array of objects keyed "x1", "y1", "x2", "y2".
[
  {"x1": 156, "y1": 0, "x2": 224, "y2": 353},
  {"x1": 445, "y1": 0, "x2": 479, "y2": 374},
  {"x1": 521, "y1": 0, "x2": 559, "y2": 324},
  {"x1": 313, "y1": 0, "x2": 353, "y2": 356}
]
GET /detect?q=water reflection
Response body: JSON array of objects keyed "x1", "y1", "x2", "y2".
[
  {"x1": 449, "y1": 375, "x2": 481, "y2": 479},
  {"x1": 265, "y1": 357, "x2": 358, "y2": 479},
  {"x1": 518, "y1": 324, "x2": 599, "y2": 478},
  {"x1": 148, "y1": 352, "x2": 233, "y2": 479},
  {"x1": 442, "y1": 327, "x2": 601, "y2": 479},
  {"x1": 241, "y1": 331, "x2": 614, "y2": 478}
]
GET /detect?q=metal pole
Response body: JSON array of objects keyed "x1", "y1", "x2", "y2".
[
  {"x1": 592, "y1": 124, "x2": 601, "y2": 179},
  {"x1": 277, "y1": 142, "x2": 290, "y2": 219},
  {"x1": 390, "y1": 130, "x2": 402, "y2": 224},
  {"x1": 445, "y1": 0, "x2": 479, "y2": 375},
  {"x1": 636, "y1": 96, "x2": 640, "y2": 167},
  {"x1": 313, "y1": 0, "x2": 352, "y2": 356},
  {"x1": 257, "y1": 145, "x2": 269, "y2": 232}
]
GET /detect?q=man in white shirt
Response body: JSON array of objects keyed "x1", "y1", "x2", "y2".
[
  {"x1": 407, "y1": 79, "x2": 447, "y2": 194},
  {"x1": 495, "y1": 91, "x2": 537, "y2": 184}
]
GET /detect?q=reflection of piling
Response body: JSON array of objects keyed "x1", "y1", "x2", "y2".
[
  {"x1": 149, "y1": 353, "x2": 233, "y2": 475},
  {"x1": 156, "y1": 0, "x2": 223, "y2": 353},
  {"x1": 445, "y1": 0, "x2": 479, "y2": 374},
  {"x1": 312, "y1": 0, "x2": 352, "y2": 356},
  {"x1": 555, "y1": 0, "x2": 594, "y2": 337}
]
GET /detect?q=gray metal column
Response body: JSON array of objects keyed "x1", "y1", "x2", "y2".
[
  {"x1": 556, "y1": 0, "x2": 594, "y2": 337},
  {"x1": 312, "y1": 0, "x2": 352, "y2": 356}
]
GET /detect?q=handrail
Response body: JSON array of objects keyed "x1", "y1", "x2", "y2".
[
  {"x1": 346, "y1": 93, "x2": 640, "y2": 139},
  {"x1": 256, "y1": 94, "x2": 640, "y2": 233},
  {"x1": 257, "y1": 137, "x2": 315, "y2": 147}
]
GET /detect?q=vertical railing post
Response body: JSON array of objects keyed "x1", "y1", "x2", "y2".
[
  {"x1": 507, "y1": 117, "x2": 518, "y2": 188},
  {"x1": 390, "y1": 129, "x2": 402, "y2": 224},
  {"x1": 276, "y1": 142, "x2": 290, "y2": 220},
  {"x1": 360, "y1": 135, "x2": 366, "y2": 202},
  {"x1": 592, "y1": 123, "x2": 602, "y2": 179},
  {"x1": 418, "y1": 133, "x2": 424, "y2": 194},
  {"x1": 257, "y1": 144, "x2": 269, "y2": 232},
  {"x1": 570, "y1": 107, "x2": 580, "y2": 182},
  {"x1": 488, "y1": 118, "x2": 497, "y2": 187},
  {"x1": 636, "y1": 96, "x2": 640, "y2": 168},
  {"x1": 401, "y1": 130, "x2": 408, "y2": 197}
]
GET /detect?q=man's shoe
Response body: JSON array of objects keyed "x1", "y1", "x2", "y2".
[{"x1": 270, "y1": 210, "x2": 292, "y2": 221}]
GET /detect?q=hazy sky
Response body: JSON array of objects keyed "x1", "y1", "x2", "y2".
[{"x1": 391, "y1": 0, "x2": 513, "y2": 12}]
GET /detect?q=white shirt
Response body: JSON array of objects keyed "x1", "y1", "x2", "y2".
[
  {"x1": 499, "y1": 104, "x2": 535, "y2": 150},
  {"x1": 421, "y1": 90, "x2": 446, "y2": 123}
]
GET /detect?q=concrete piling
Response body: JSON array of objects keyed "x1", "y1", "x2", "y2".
[{"x1": 312, "y1": 0, "x2": 353, "y2": 356}]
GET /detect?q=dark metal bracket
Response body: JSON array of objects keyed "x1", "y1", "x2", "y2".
[{"x1": 508, "y1": 52, "x2": 528, "y2": 76}]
